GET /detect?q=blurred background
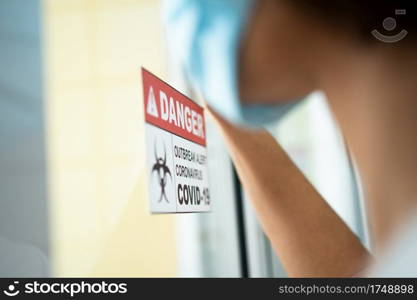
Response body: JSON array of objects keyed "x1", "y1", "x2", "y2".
[{"x1": 0, "y1": 0, "x2": 369, "y2": 277}]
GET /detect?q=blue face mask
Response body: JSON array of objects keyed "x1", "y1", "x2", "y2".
[{"x1": 163, "y1": 0, "x2": 303, "y2": 127}]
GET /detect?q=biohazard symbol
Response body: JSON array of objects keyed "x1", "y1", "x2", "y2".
[{"x1": 151, "y1": 141, "x2": 172, "y2": 203}]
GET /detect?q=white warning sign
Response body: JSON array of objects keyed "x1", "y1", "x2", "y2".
[{"x1": 142, "y1": 68, "x2": 210, "y2": 213}]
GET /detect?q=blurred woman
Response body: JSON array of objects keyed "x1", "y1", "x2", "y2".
[{"x1": 164, "y1": 0, "x2": 417, "y2": 276}]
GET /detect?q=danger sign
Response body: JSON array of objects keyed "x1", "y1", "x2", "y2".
[{"x1": 142, "y1": 68, "x2": 210, "y2": 213}]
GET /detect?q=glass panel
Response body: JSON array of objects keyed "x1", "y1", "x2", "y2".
[
  {"x1": 41, "y1": 0, "x2": 242, "y2": 277},
  {"x1": 165, "y1": 64, "x2": 242, "y2": 277},
  {"x1": 43, "y1": 0, "x2": 175, "y2": 277}
]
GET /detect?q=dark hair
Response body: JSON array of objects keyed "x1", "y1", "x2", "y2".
[{"x1": 287, "y1": 1, "x2": 416, "y2": 43}]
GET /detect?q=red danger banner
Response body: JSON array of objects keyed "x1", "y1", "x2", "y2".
[
  {"x1": 142, "y1": 68, "x2": 210, "y2": 213},
  {"x1": 142, "y1": 68, "x2": 206, "y2": 146}
]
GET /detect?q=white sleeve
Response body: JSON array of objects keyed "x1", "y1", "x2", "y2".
[{"x1": 367, "y1": 211, "x2": 417, "y2": 277}]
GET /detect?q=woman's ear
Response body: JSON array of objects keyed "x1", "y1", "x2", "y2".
[{"x1": 238, "y1": 0, "x2": 322, "y2": 103}]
